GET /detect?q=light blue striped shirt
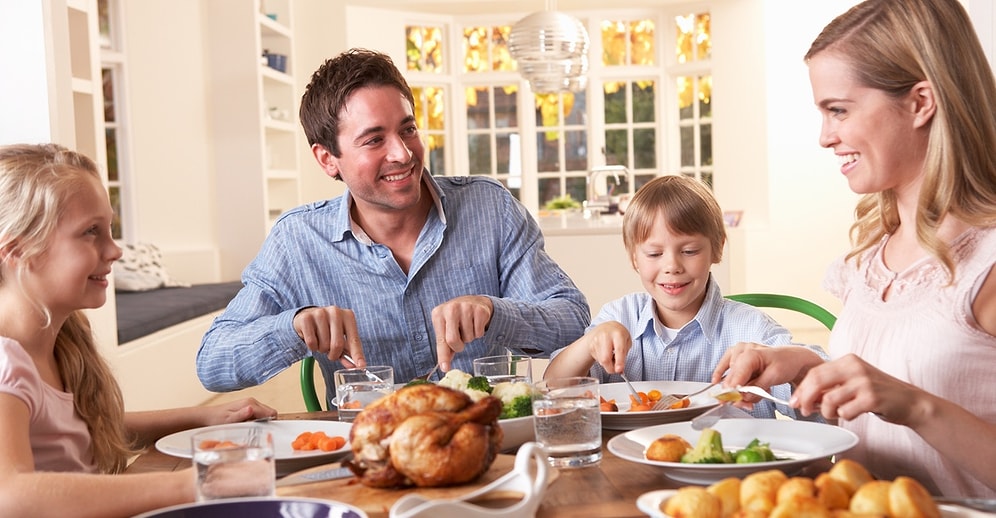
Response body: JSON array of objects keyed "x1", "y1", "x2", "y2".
[
  {"x1": 196, "y1": 175, "x2": 590, "y2": 402},
  {"x1": 552, "y1": 277, "x2": 828, "y2": 420}
]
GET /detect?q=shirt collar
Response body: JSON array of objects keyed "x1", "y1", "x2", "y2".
[
  {"x1": 336, "y1": 169, "x2": 446, "y2": 245},
  {"x1": 635, "y1": 274, "x2": 725, "y2": 343}
]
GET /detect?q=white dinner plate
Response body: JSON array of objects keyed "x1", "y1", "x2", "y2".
[
  {"x1": 156, "y1": 420, "x2": 352, "y2": 477},
  {"x1": 607, "y1": 419, "x2": 859, "y2": 485},
  {"x1": 134, "y1": 496, "x2": 367, "y2": 518},
  {"x1": 636, "y1": 490, "x2": 992, "y2": 518},
  {"x1": 599, "y1": 381, "x2": 719, "y2": 430}
]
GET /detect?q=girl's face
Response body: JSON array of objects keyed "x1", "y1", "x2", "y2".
[
  {"x1": 809, "y1": 52, "x2": 929, "y2": 198},
  {"x1": 315, "y1": 85, "x2": 427, "y2": 216},
  {"x1": 26, "y1": 175, "x2": 121, "y2": 319},
  {"x1": 631, "y1": 213, "x2": 716, "y2": 329}
]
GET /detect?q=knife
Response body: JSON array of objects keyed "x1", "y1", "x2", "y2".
[{"x1": 276, "y1": 465, "x2": 354, "y2": 487}]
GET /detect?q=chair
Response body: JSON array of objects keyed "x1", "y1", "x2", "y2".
[
  {"x1": 300, "y1": 356, "x2": 324, "y2": 412},
  {"x1": 725, "y1": 293, "x2": 837, "y2": 330}
]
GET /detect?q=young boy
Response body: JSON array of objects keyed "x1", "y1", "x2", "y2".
[{"x1": 545, "y1": 175, "x2": 825, "y2": 419}]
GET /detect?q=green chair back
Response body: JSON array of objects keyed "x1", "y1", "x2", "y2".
[
  {"x1": 725, "y1": 293, "x2": 837, "y2": 330},
  {"x1": 300, "y1": 356, "x2": 323, "y2": 412}
]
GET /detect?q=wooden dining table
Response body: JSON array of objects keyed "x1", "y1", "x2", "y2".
[{"x1": 125, "y1": 410, "x2": 700, "y2": 517}]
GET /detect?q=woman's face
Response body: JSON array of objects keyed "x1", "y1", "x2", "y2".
[
  {"x1": 631, "y1": 213, "x2": 716, "y2": 329},
  {"x1": 809, "y1": 52, "x2": 929, "y2": 198}
]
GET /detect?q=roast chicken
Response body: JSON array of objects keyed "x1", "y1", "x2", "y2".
[{"x1": 344, "y1": 383, "x2": 504, "y2": 488}]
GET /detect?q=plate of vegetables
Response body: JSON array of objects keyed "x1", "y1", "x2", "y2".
[
  {"x1": 599, "y1": 381, "x2": 719, "y2": 430},
  {"x1": 606, "y1": 419, "x2": 859, "y2": 485},
  {"x1": 418, "y1": 369, "x2": 536, "y2": 452},
  {"x1": 156, "y1": 420, "x2": 352, "y2": 477}
]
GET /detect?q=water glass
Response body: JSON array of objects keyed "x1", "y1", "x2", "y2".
[
  {"x1": 191, "y1": 425, "x2": 275, "y2": 501},
  {"x1": 473, "y1": 354, "x2": 533, "y2": 384},
  {"x1": 333, "y1": 365, "x2": 394, "y2": 422},
  {"x1": 532, "y1": 376, "x2": 602, "y2": 468}
]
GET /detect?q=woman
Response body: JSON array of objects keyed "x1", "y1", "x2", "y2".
[{"x1": 715, "y1": 0, "x2": 996, "y2": 497}]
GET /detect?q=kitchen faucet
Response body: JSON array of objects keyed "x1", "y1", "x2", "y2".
[{"x1": 585, "y1": 165, "x2": 632, "y2": 214}]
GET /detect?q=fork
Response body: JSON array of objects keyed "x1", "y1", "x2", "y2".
[
  {"x1": 713, "y1": 385, "x2": 793, "y2": 406},
  {"x1": 651, "y1": 381, "x2": 719, "y2": 410},
  {"x1": 412, "y1": 363, "x2": 440, "y2": 382}
]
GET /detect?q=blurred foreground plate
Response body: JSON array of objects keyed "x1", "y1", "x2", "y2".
[
  {"x1": 134, "y1": 496, "x2": 367, "y2": 518},
  {"x1": 156, "y1": 420, "x2": 352, "y2": 476},
  {"x1": 600, "y1": 381, "x2": 718, "y2": 430},
  {"x1": 607, "y1": 419, "x2": 858, "y2": 485}
]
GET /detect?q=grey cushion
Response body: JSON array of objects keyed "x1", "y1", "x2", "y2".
[{"x1": 115, "y1": 282, "x2": 242, "y2": 343}]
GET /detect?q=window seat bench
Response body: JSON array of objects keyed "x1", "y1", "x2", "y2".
[{"x1": 115, "y1": 281, "x2": 242, "y2": 344}]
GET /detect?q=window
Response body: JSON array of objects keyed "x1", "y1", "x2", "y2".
[
  {"x1": 673, "y1": 12, "x2": 713, "y2": 187},
  {"x1": 98, "y1": 0, "x2": 131, "y2": 240},
  {"x1": 401, "y1": 7, "x2": 713, "y2": 212}
]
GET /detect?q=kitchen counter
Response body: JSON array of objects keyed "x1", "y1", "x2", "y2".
[{"x1": 537, "y1": 211, "x2": 625, "y2": 236}]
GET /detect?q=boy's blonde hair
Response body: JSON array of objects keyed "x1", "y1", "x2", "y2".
[
  {"x1": 622, "y1": 175, "x2": 726, "y2": 265},
  {"x1": 0, "y1": 143, "x2": 135, "y2": 473}
]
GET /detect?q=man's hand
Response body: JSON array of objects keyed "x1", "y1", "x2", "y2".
[
  {"x1": 293, "y1": 306, "x2": 365, "y2": 364},
  {"x1": 431, "y1": 295, "x2": 493, "y2": 370}
]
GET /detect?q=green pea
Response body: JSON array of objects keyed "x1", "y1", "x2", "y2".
[{"x1": 735, "y1": 449, "x2": 765, "y2": 464}]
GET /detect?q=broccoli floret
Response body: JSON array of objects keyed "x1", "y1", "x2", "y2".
[
  {"x1": 680, "y1": 428, "x2": 733, "y2": 464},
  {"x1": 500, "y1": 395, "x2": 534, "y2": 419},
  {"x1": 467, "y1": 376, "x2": 493, "y2": 394}
]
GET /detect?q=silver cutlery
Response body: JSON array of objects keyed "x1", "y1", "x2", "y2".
[{"x1": 340, "y1": 353, "x2": 385, "y2": 383}]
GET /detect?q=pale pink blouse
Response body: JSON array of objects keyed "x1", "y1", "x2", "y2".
[
  {"x1": 0, "y1": 337, "x2": 96, "y2": 473},
  {"x1": 824, "y1": 226, "x2": 996, "y2": 498}
]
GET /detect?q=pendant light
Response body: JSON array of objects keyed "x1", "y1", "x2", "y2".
[{"x1": 508, "y1": 2, "x2": 590, "y2": 93}]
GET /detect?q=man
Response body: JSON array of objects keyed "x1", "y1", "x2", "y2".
[{"x1": 196, "y1": 48, "x2": 589, "y2": 403}]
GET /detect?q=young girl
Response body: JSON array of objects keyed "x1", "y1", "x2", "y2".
[
  {"x1": 544, "y1": 175, "x2": 825, "y2": 419},
  {"x1": 0, "y1": 143, "x2": 277, "y2": 517}
]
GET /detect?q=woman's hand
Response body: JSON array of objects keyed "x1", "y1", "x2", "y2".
[
  {"x1": 792, "y1": 353, "x2": 922, "y2": 423},
  {"x1": 713, "y1": 341, "x2": 824, "y2": 392}
]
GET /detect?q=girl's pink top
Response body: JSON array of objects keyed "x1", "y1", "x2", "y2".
[
  {"x1": 824, "y1": 226, "x2": 996, "y2": 498},
  {"x1": 0, "y1": 337, "x2": 96, "y2": 473}
]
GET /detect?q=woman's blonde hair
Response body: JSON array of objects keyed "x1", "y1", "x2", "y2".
[
  {"x1": 622, "y1": 175, "x2": 726, "y2": 266},
  {"x1": 0, "y1": 143, "x2": 135, "y2": 473},
  {"x1": 806, "y1": 0, "x2": 996, "y2": 277}
]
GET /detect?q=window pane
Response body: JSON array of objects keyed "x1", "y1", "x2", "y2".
[
  {"x1": 407, "y1": 26, "x2": 444, "y2": 72},
  {"x1": 536, "y1": 132, "x2": 561, "y2": 172},
  {"x1": 605, "y1": 129, "x2": 627, "y2": 166},
  {"x1": 603, "y1": 82, "x2": 626, "y2": 124},
  {"x1": 430, "y1": 136, "x2": 446, "y2": 174},
  {"x1": 564, "y1": 91, "x2": 586, "y2": 125},
  {"x1": 491, "y1": 26, "x2": 514, "y2": 71},
  {"x1": 698, "y1": 75, "x2": 712, "y2": 118},
  {"x1": 538, "y1": 176, "x2": 562, "y2": 205},
  {"x1": 633, "y1": 80, "x2": 655, "y2": 123},
  {"x1": 109, "y1": 185, "x2": 121, "y2": 239},
  {"x1": 466, "y1": 86, "x2": 490, "y2": 129},
  {"x1": 634, "y1": 128, "x2": 655, "y2": 169},
  {"x1": 464, "y1": 26, "x2": 488, "y2": 72},
  {"x1": 496, "y1": 133, "x2": 513, "y2": 174},
  {"x1": 677, "y1": 76, "x2": 693, "y2": 119},
  {"x1": 102, "y1": 68, "x2": 115, "y2": 122},
  {"x1": 700, "y1": 123, "x2": 712, "y2": 166},
  {"x1": 425, "y1": 87, "x2": 445, "y2": 130},
  {"x1": 105, "y1": 128, "x2": 118, "y2": 181},
  {"x1": 601, "y1": 20, "x2": 626, "y2": 66},
  {"x1": 468, "y1": 134, "x2": 491, "y2": 174},
  {"x1": 494, "y1": 85, "x2": 518, "y2": 128},
  {"x1": 675, "y1": 13, "x2": 711, "y2": 63},
  {"x1": 629, "y1": 19, "x2": 655, "y2": 65},
  {"x1": 566, "y1": 176, "x2": 586, "y2": 204},
  {"x1": 565, "y1": 129, "x2": 587, "y2": 171},
  {"x1": 680, "y1": 126, "x2": 694, "y2": 167}
]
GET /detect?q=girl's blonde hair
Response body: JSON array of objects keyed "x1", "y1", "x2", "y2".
[
  {"x1": 622, "y1": 175, "x2": 726, "y2": 266},
  {"x1": 0, "y1": 143, "x2": 135, "y2": 473},
  {"x1": 806, "y1": 0, "x2": 996, "y2": 277}
]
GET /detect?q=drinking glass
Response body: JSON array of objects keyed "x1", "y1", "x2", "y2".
[
  {"x1": 472, "y1": 354, "x2": 533, "y2": 384},
  {"x1": 532, "y1": 376, "x2": 602, "y2": 468},
  {"x1": 191, "y1": 424, "x2": 275, "y2": 501},
  {"x1": 333, "y1": 365, "x2": 394, "y2": 422}
]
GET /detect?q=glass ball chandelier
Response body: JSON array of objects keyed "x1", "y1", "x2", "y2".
[{"x1": 508, "y1": 6, "x2": 590, "y2": 94}]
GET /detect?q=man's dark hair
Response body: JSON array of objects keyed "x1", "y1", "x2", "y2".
[{"x1": 299, "y1": 48, "x2": 416, "y2": 157}]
